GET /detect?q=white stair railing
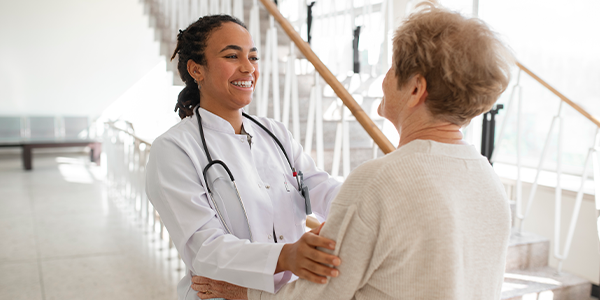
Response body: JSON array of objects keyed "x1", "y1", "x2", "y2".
[
  {"x1": 104, "y1": 122, "x2": 184, "y2": 273},
  {"x1": 491, "y1": 63, "x2": 600, "y2": 273},
  {"x1": 144, "y1": 0, "x2": 397, "y2": 176}
]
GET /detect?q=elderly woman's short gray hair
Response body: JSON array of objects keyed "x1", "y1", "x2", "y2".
[{"x1": 392, "y1": 4, "x2": 513, "y2": 125}]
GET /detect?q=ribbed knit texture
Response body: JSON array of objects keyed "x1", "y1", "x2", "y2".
[{"x1": 249, "y1": 139, "x2": 511, "y2": 300}]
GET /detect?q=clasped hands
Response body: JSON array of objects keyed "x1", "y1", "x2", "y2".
[{"x1": 192, "y1": 223, "x2": 341, "y2": 299}]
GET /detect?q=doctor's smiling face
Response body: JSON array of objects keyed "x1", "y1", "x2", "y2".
[{"x1": 190, "y1": 22, "x2": 260, "y2": 114}]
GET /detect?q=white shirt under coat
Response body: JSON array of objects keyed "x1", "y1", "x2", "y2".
[{"x1": 145, "y1": 108, "x2": 341, "y2": 299}]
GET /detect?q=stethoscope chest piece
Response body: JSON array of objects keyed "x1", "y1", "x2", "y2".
[
  {"x1": 195, "y1": 107, "x2": 312, "y2": 241},
  {"x1": 203, "y1": 160, "x2": 253, "y2": 242}
]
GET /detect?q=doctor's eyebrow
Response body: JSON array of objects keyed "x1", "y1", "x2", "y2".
[{"x1": 219, "y1": 45, "x2": 258, "y2": 53}]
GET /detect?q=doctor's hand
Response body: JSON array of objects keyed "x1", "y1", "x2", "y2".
[
  {"x1": 192, "y1": 276, "x2": 248, "y2": 300},
  {"x1": 275, "y1": 222, "x2": 341, "y2": 284}
]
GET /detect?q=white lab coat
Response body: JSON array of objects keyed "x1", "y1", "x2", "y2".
[{"x1": 145, "y1": 108, "x2": 342, "y2": 300}]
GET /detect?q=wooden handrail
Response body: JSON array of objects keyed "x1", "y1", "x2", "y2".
[
  {"x1": 260, "y1": 0, "x2": 599, "y2": 132},
  {"x1": 516, "y1": 62, "x2": 600, "y2": 128},
  {"x1": 105, "y1": 122, "x2": 153, "y2": 146},
  {"x1": 259, "y1": 0, "x2": 397, "y2": 154}
]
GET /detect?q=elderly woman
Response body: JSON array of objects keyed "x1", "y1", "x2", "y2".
[{"x1": 193, "y1": 5, "x2": 512, "y2": 300}]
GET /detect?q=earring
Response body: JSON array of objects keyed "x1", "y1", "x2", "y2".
[{"x1": 194, "y1": 78, "x2": 197, "y2": 83}]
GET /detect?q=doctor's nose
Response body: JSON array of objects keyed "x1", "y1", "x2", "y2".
[{"x1": 240, "y1": 58, "x2": 256, "y2": 74}]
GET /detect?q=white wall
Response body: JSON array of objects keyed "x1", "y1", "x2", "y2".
[
  {"x1": 0, "y1": 0, "x2": 163, "y2": 116},
  {"x1": 99, "y1": 60, "x2": 182, "y2": 142}
]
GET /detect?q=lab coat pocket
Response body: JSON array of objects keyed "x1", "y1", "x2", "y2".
[{"x1": 288, "y1": 188, "x2": 307, "y2": 227}]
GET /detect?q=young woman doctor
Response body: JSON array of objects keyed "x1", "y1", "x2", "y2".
[{"x1": 145, "y1": 15, "x2": 342, "y2": 300}]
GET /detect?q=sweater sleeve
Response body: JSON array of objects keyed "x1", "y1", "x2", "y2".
[{"x1": 247, "y1": 201, "x2": 377, "y2": 300}]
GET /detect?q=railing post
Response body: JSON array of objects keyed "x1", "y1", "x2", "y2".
[
  {"x1": 270, "y1": 15, "x2": 281, "y2": 122},
  {"x1": 249, "y1": 0, "x2": 261, "y2": 114},
  {"x1": 515, "y1": 80, "x2": 524, "y2": 232},
  {"x1": 315, "y1": 75, "x2": 324, "y2": 169},
  {"x1": 260, "y1": 24, "x2": 272, "y2": 117},
  {"x1": 491, "y1": 70, "x2": 521, "y2": 164},
  {"x1": 259, "y1": 0, "x2": 396, "y2": 153},
  {"x1": 593, "y1": 128, "x2": 600, "y2": 286},
  {"x1": 554, "y1": 102, "x2": 565, "y2": 272},
  {"x1": 305, "y1": 85, "x2": 316, "y2": 154},
  {"x1": 520, "y1": 102, "x2": 563, "y2": 233}
]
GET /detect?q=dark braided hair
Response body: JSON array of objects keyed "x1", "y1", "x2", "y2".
[{"x1": 171, "y1": 15, "x2": 247, "y2": 119}]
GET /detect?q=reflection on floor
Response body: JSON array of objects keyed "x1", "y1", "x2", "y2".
[{"x1": 0, "y1": 153, "x2": 181, "y2": 300}]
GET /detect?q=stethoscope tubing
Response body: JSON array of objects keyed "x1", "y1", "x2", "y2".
[{"x1": 194, "y1": 106, "x2": 302, "y2": 242}]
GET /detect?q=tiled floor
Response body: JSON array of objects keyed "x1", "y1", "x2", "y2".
[{"x1": 0, "y1": 153, "x2": 180, "y2": 300}]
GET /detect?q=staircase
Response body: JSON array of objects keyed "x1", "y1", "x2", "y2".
[
  {"x1": 503, "y1": 231, "x2": 592, "y2": 299},
  {"x1": 130, "y1": 0, "x2": 597, "y2": 298}
]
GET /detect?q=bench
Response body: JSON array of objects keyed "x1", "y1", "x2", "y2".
[
  {"x1": 0, "y1": 116, "x2": 100, "y2": 170},
  {"x1": 0, "y1": 139, "x2": 101, "y2": 170}
]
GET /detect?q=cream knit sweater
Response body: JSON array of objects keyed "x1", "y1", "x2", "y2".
[{"x1": 249, "y1": 139, "x2": 511, "y2": 300}]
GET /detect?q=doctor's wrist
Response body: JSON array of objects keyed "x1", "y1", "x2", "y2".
[{"x1": 275, "y1": 244, "x2": 291, "y2": 274}]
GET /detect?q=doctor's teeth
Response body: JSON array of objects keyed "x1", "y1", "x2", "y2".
[{"x1": 232, "y1": 81, "x2": 252, "y2": 88}]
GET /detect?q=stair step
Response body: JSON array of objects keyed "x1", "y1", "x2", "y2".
[
  {"x1": 501, "y1": 267, "x2": 591, "y2": 300},
  {"x1": 506, "y1": 231, "x2": 549, "y2": 271}
]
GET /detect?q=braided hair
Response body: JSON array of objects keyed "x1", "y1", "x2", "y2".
[{"x1": 171, "y1": 15, "x2": 247, "y2": 119}]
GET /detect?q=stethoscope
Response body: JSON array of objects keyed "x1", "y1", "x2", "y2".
[{"x1": 195, "y1": 106, "x2": 312, "y2": 241}]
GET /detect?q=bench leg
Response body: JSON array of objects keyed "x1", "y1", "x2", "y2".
[
  {"x1": 90, "y1": 143, "x2": 102, "y2": 166},
  {"x1": 22, "y1": 146, "x2": 32, "y2": 170}
]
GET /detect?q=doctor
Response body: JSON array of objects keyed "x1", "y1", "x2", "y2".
[{"x1": 145, "y1": 15, "x2": 342, "y2": 300}]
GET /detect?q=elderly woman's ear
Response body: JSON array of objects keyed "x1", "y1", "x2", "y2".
[{"x1": 407, "y1": 75, "x2": 428, "y2": 109}]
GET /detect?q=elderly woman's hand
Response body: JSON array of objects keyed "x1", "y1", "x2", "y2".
[{"x1": 192, "y1": 276, "x2": 248, "y2": 300}]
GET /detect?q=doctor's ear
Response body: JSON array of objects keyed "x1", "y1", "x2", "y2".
[{"x1": 187, "y1": 60, "x2": 204, "y2": 83}]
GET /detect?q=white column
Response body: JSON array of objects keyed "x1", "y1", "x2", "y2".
[
  {"x1": 291, "y1": 53, "x2": 300, "y2": 139},
  {"x1": 221, "y1": 0, "x2": 232, "y2": 15},
  {"x1": 200, "y1": 0, "x2": 208, "y2": 16},
  {"x1": 249, "y1": 0, "x2": 261, "y2": 114},
  {"x1": 315, "y1": 75, "x2": 324, "y2": 169},
  {"x1": 271, "y1": 16, "x2": 280, "y2": 121},
  {"x1": 342, "y1": 105, "x2": 350, "y2": 177},
  {"x1": 282, "y1": 49, "x2": 292, "y2": 128},
  {"x1": 233, "y1": 0, "x2": 244, "y2": 21},
  {"x1": 554, "y1": 103, "x2": 565, "y2": 272},
  {"x1": 331, "y1": 121, "x2": 343, "y2": 178},
  {"x1": 190, "y1": 0, "x2": 199, "y2": 20},
  {"x1": 260, "y1": 28, "x2": 272, "y2": 117},
  {"x1": 304, "y1": 87, "x2": 316, "y2": 155},
  {"x1": 210, "y1": 0, "x2": 220, "y2": 15}
]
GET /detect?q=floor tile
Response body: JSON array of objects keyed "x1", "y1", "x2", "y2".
[
  {"x1": 35, "y1": 213, "x2": 134, "y2": 259},
  {"x1": 0, "y1": 215, "x2": 37, "y2": 263},
  {"x1": 42, "y1": 254, "x2": 177, "y2": 300},
  {"x1": 0, "y1": 153, "x2": 180, "y2": 298},
  {"x1": 31, "y1": 190, "x2": 107, "y2": 216},
  {"x1": 0, "y1": 190, "x2": 32, "y2": 217},
  {"x1": 0, "y1": 261, "x2": 43, "y2": 300}
]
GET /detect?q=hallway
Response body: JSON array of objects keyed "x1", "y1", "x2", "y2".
[{"x1": 0, "y1": 153, "x2": 179, "y2": 300}]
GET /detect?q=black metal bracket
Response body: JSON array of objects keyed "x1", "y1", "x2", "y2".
[
  {"x1": 481, "y1": 104, "x2": 504, "y2": 164},
  {"x1": 307, "y1": 1, "x2": 316, "y2": 44},
  {"x1": 353, "y1": 26, "x2": 361, "y2": 74}
]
